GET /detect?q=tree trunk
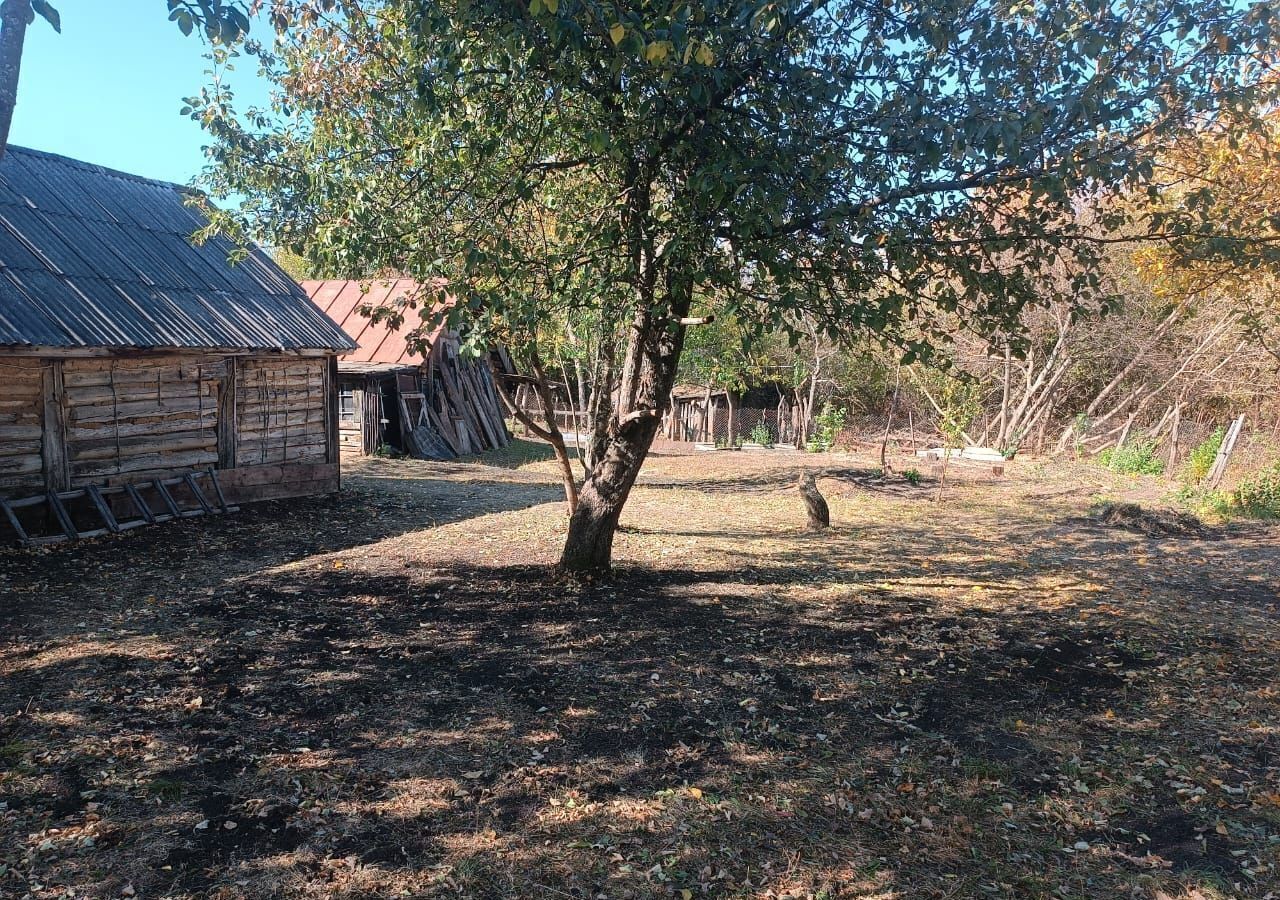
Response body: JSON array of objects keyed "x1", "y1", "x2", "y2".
[
  {"x1": 585, "y1": 336, "x2": 615, "y2": 471},
  {"x1": 559, "y1": 279, "x2": 692, "y2": 575},
  {"x1": 725, "y1": 389, "x2": 737, "y2": 446},
  {"x1": 880, "y1": 363, "x2": 901, "y2": 473},
  {"x1": 0, "y1": 0, "x2": 33, "y2": 162},
  {"x1": 559, "y1": 412, "x2": 662, "y2": 573}
]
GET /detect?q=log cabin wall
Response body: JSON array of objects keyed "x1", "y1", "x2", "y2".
[
  {"x1": 0, "y1": 358, "x2": 46, "y2": 495},
  {"x1": 62, "y1": 355, "x2": 222, "y2": 486},
  {"x1": 235, "y1": 357, "x2": 330, "y2": 466},
  {"x1": 0, "y1": 351, "x2": 340, "y2": 504}
]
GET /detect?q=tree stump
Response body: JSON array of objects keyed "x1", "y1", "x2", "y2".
[{"x1": 797, "y1": 472, "x2": 829, "y2": 530}]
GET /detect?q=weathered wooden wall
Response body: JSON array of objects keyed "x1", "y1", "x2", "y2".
[
  {"x1": 62, "y1": 356, "x2": 222, "y2": 486},
  {"x1": 0, "y1": 359, "x2": 46, "y2": 495},
  {"x1": 0, "y1": 352, "x2": 339, "y2": 504},
  {"x1": 235, "y1": 358, "x2": 330, "y2": 467}
]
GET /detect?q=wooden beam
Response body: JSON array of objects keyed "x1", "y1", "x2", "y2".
[
  {"x1": 217, "y1": 355, "x2": 237, "y2": 470},
  {"x1": 41, "y1": 359, "x2": 70, "y2": 492},
  {"x1": 85, "y1": 484, "x2": 121, "y2": 533},
  {"x1": 0, "y1": 497, "x2": 29, "y2": 545},
  {"x1": 45, "y1": 491, "x2": 77, "y2": 540},
  {"x1": 324, "y1": 354, "x2": 340, "y2": 465}
]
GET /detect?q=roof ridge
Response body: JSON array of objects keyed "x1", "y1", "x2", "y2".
[{"x1": 5, "y1": 145, "x2": 202, "y2": 195}]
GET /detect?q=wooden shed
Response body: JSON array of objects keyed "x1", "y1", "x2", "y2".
[
  {"x1": 0, "y1": 146, "x2": 356, "y2": 520},
  {"x1": 302, "y1": 279, "x2": 510, "y2": 459}
]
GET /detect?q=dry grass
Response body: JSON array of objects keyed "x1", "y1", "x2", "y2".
[{"x1": 1, "y1": 442, "x2": 1277, "y2": 899}]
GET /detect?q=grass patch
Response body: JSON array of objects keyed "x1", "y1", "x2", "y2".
[{"x1": 1098, "y1": 441, "x2": 1164, "y2": 475}]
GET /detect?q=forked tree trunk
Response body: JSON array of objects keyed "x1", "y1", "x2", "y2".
[
  {"x1": 559, "y1": 284, "x2": 691, "y2": 575},
  {"x1": 0, "y1": 0, "x2": 33, "y2": 162}
]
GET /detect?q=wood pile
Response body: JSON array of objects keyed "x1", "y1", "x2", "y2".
[{"x1": 400, "y1": 339, "x2": 510, "y2": 459}]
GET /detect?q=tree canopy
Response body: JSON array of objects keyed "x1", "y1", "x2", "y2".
[{"x1": 194, "y1": 0, "x2": 1279, "y2": 572}]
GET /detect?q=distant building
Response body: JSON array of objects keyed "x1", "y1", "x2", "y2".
[{"x1": 302, "y1": 279, "x2": 510, "y2": 459}]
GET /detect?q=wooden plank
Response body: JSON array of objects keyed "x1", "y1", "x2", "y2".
[
  {"x1": 70, "y1": 433, "x2": 217, "y2": 462},
  {"x1": 125, "y1": 483, "x2": 156, "y2": 525},
  {"x1": 217, "y1": 356, "x2": 237, "y2": 470},
  {"x1": 324, "y1": 355, "x2": 339, "y2": 465},
  {"x1": 152, "y1": 479, "x2": 184, "y2": 519},
  {"x1": 68, "y1": 396, "x2": 218, "y2": 423},
  {"x1": 72, "y1": 449, "x2": 219, "y2": 480},
  {"x1": 85, "y1": 484, "x2": 121, "y2": 533},
  {"x1": 204, "y1": 468, "x2": 236, "y2": 513},
  {"x1": 46, "y1": 491, "x2": 78, "y2": 540},
  {"x1": 182, "y1": 473, "x2": 215, "y2": 515},
  {"x1": 0, "y1": 497, "x2": 29, "y2": 545},
  {"x1": 41, "y1": 360, "x2": 70, "y2": 492},
  {"x1": 68, "y1": 412, "x2": 218, "y2": 441}
]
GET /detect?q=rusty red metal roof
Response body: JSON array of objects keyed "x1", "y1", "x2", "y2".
[{"x1": 301, "y1": 278, "x2": 448, "y2": 367}]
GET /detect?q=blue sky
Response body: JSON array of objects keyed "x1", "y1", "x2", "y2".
[{"x1": 10, "y1": 4, "x2": 269, "y2": 187}]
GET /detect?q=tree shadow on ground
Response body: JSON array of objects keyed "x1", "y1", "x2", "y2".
[{"x1": 3, "y1": 508, "x2": 1278, "y2": 898}]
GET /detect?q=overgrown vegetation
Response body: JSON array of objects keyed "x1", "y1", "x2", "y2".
[
  {"x1": 805, "y1": 403, "x2": 847, "y2": 453},
  {"x1": 1183, "y1": 426, "x2": 1226, "y2": 484},
  {"x1": 1098, "y1": 441, "x2": 1165, "y2": 476},
  {"x1": 748, "y1": 422, "x2": 774, "y2": 447},
  {"x1": 1232, "y1": 462, "x2": 1280, "y2": 518}
]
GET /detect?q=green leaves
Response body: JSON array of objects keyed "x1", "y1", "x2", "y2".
[
  {"x1": 193, "y1": 0, "x2": 1280, "y2": 378},
  {"x1": 167, "y1": 0, "x2": 252, "y2": 44}
]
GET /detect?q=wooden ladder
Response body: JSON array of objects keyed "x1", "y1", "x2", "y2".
[{"x1": 0, "y1": 468, "x2": 239, "y2": 548}]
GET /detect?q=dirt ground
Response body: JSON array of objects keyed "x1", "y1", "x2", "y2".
[{"x1": 1, "y1": 441, "x2": 1278, "y2": 899}]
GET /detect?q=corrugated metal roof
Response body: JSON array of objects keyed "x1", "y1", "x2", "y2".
[
  {"x1": 301, "y1": 279, "x2": 449, "y2": 367},
  {"x1": 0, "y1": 146, "x2": 355, "y2": 352}
]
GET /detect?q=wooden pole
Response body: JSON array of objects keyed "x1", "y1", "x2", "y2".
[
  {"x1": 1206, "y1": 415, "x2": 1245, "y2": 490},
  {"x1": 40, "y1": 359, "x2": 68, "y2": 492}
]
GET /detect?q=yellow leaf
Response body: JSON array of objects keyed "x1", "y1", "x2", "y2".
[
  {"x1": 544, "y1": 0, "x2": 558, "y2": 11},
  {"x1": 688, "y1": 786, "x2": 703, "y2": 799},
  {"x1": 681, "y1": 890, "x2": 693, "y2": 900},
  {"x1": 333, "y1": 560, "x2": 345, "y2": 569},
  {"x1": 609, "y1": 23, "x2": 625, "y2": 45},
  {"x1": 694, "y1": 44, "x2": 715, "y2": 66},
  {"x1": 644, "y1": 41, "x2": 670, "y2": 63}
]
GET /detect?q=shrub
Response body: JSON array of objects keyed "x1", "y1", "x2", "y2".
[
  {"x1": 1232, "y1": 463, "x2": 1280, "y2": 518},
  {"x1": 749, "y1": 422, "x2": 774, "y2": 447},
  {"x1": 1182, "y1": 426, "x2": 1225, "y2": 484},
  {"x1": 902, "y1": 468, "x2": 922, "y2": 485},
  {"x1": 1099, "y1": 441, "x2": 1164, "y2": 476},
  {"x1": 807, "y1": 403, "x2": 847, "y2": 453}
]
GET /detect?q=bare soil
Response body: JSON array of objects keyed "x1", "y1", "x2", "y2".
[{"x1": 1, "y1": 442, "x2": 1277, "y2": 899}]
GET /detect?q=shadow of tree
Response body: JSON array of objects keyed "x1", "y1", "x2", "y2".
[{"x1": 3, "y1": 502, "x2": 1278, "y2": 897}]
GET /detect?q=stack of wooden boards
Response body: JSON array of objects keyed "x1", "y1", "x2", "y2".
[{"x1": 398, "y1": 340, "x2": 510, "y2": 460}]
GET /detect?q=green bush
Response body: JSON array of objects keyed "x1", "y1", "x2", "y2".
[
  {"x1": 1232, "y1": 463, "x2": 1280, "y2": 518},
  {"x1": 1098, "y1": 441, "x2": 1164, "y2": 476},
  {"x1": 806, "y1": 403, "x2": 847, "y2": 453},
  {"x1": 748, "y1": 422, "x2": 774, "y2": 447},
  {"x1": 902, "y1": 468, "x2": 922, "y2": 485},
  {"x1": 1182, "y1": 426, "x2": 1225, "y2": 484}
]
